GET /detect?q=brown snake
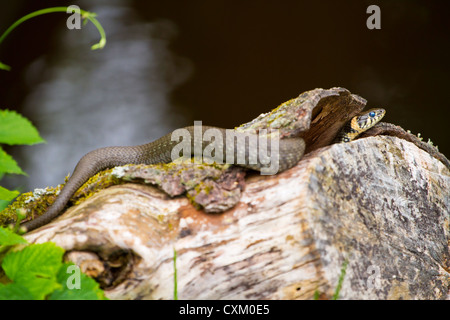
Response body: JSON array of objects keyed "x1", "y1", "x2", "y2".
[
  {"x1": 22, "y1": 108, "x2": 385, "y2": 232},
  {"x1": 22, "y1": 126, "x2": 305, "y2": 231}
]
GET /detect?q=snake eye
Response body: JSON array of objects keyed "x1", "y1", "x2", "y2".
[{"x1": 369, "y1": 111, "x2": 376, "y2": 118}]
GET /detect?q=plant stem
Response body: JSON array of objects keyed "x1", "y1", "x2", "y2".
[
  {"x1": 0, "y1": 6, "x2": 106, "y2": 70},
  {"x1": 173, "y1": 247, "x2": 178, "y2": 300},
  {"x1": 332, "y1": 258, "x2": 349, "y2": 300}
]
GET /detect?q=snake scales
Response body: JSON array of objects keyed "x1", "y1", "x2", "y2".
[{"x1": 22, "y1": 108, "x2": 385, "y2": 232}]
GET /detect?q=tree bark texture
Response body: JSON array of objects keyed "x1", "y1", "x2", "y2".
[{"x1": 24, "y1": 135, "x2": 450, "y2": 300}]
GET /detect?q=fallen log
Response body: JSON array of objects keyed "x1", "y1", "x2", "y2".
[{"x1": 8, "y1": 87, "x2": 449, "y2": 299}]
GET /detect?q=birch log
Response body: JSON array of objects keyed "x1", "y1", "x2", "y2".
[{"x1": 24, "y1": 135, "x2": 450, "y2": 300}]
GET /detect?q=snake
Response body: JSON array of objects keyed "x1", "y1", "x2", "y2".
[
  {"x1": 335, "y1": 108, "x2": 386, "y2": 143},
  {"x1": 21, "y1": 108, "x2": 385, "y2": 232}
]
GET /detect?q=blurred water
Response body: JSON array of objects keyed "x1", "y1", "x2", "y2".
[{"x1": 3, "y1": 0, "x2": 192, "y2": 190}]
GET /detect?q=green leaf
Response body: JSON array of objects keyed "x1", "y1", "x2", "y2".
[
  {"x1": 0, "y1": 283, "x2": 35, "y2": 300},
  {"x1": 0, "y1": 147, "x2": 26, "y2": 175},
  {"x1": 0, "y1": 226, "x2": 27, "y2": 246},
  {"x1": 2, "y1": 242, "x2": 64, "y2": 299},
  {"x1": 90, "y1": 38, "x2": 106, "y2": 50},
  {"x1": 0, "y1": 62, "x2": 11, "y2": 71},
  {"x1": 11, "y1": 274, "x2": 61, "y2": 299},
  {"x1": 2, "y1": 242, "x2": 64, "y2": 280},
  {"x1": 0, "y1": 110, "x2": 44, "y2": 145},
  {"x1": 0, "y1": 199, "x2": 10, "y2": 211},
  {"x1": 50, "y1": 263, "x2": 108, "y2": 300},
  {"x1": 0, "y1": 186, "x2": 19, "y2": 202}
]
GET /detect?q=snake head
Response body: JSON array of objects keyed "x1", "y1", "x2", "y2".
[
  {"x1": 336, "y1": 107, "x2": 386, "y2": 143},
  {"x1": 356, "y1": 108, "x2": 386, "y2": 130}
]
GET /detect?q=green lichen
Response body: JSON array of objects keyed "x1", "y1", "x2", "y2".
[
  {"x1": 407, "y1": 129, "x2": 439, "y2": 151},
  {"x1": 202, "y1": 183, "x2": 213, "y2": 195},
  {"x1": 0, "y1": 184, "x2": 64, "y2": 226},
  {"x1": 0, "y1": 168, "x2": 125, "y2": 226},
  {"x1": 1, "y1": 157, "x2": 237, "y2": 227},
  {"x1": 72, "y1": 167, "x2": 123, "y2": 205},
  {"x1": 417, "y1": 132, "x2": 423, "y2": 141},
  {"x1": 426, "y1": 138, "x2": 439, "y2": 151},
  {"x1": 185, "y1": 191, "x2": 202, "y2": 210},
  {"x1": 193, "y1": 181, "x2": 212, "y2": 197},
  {"x1": 151, "y1": 158, "x2": 227, "y2": 191},
  {"x1": 236, "y1": 97, "x2": 297, "y2": 131}
]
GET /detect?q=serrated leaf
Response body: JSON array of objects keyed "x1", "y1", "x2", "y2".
[
  {"x1": 50, "y1": 263, "x2": 107, "y2": 300},
  {"x1": 2, "y1": 242, "x2": 64, "y2": 299},
  {"x1": 15, "y1": 274, "x2": 61, "y2": 300},
  {"x1": 0, "y1": 147, "x2": 26, "y2": 175},
  {"x1": 0, "y1": 283, "x2": 35, "y2": 300},
  {"x1": 2, "y1": 242, "x2": 64, "y2": 281},
  {"x1": 0, "y1": 186, "x2": 19, "y2": 201},
  {"x1": 0, "y1": 226, "x2": 27, "y2": 247},
  {"x1": 0, "y1": 110, "x2": 44, "y2": 145}
]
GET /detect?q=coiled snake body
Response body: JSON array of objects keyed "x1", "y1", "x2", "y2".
[{"x1": 22, "y1": 108, "x2": 385, "y2": 232}]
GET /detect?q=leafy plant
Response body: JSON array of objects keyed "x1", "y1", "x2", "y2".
[
  {"x1": 0, "y1": 6, "x2": 110, "y2": 300},
  {"x1": 0, "y1": 110, "x2": 44, "y2": 210},
  {"x1": 0, "y1": 5, "x2": 107, "y2": 211},
  {"x1": 0, "y1": 226, "x2": 107, "y2": 300}
]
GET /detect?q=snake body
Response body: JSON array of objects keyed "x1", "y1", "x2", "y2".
[
  {"x1": 22, "y1": 126, "x2": 305, "y2": 231},
  {"x1": 22, "y1": 109, "x2": 385, "y2": 232}
]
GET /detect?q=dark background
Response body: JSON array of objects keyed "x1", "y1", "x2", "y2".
[{"x1": 0, "y1": 0, "x2": 449, "y2": 190}]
